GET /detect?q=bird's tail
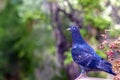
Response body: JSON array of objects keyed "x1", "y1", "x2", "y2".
[{"x1": 97, "y1": 60, "x2": 116, "y2": 75}]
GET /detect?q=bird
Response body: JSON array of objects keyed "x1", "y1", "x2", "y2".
[{"x1": 67, "y1": 25, "x2": 116, "y2": 80}]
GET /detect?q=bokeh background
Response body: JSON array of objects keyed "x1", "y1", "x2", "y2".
[{"x1": 0, "y1": 0, "x2": 120, "y2": 80}]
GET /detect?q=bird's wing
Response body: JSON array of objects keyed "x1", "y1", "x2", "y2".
[
  {"x1": 72, "y1": 47, "x2": 115, "y2": 75},
  {"x1": 96, "y1": 59, "x2": 116, "y2": 75},
  {"x1": 83, "y1": 44, "x2": 101, "y2": 59},
  {"x1": 71, "y1": 48, "x2": 99, "y2": 68}
]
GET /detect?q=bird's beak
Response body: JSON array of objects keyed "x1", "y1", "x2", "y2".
[{"x1": 66, "y1": 28, "x2": 71, "y2": 31}]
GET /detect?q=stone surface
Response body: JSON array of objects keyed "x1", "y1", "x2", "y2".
[{"x1": 75, "y1": 77, "x2": 112, "y2": 80}]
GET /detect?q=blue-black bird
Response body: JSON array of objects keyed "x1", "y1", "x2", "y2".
[{"x1": 67, "y1": 25, "x2": 116, "y2": 79}]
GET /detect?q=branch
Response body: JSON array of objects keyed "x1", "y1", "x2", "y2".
[
  {"x1": 58, "y1": 8, "x2": 83, "y2": 28},
  {"x1": 76, "y1": 77, "x2": 112, "y2": 80},
  {"x1": 65, "y1": 0, "x2": 74, "y2": 11}
]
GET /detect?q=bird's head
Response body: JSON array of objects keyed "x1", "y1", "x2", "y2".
[
  {"x1": 66, "y1": 25, "x2": 79, "y2": 32},
  {"x1": 67, "y1": 25, "x2": 86, "y2": 44}
]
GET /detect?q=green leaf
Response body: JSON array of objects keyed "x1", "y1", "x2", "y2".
[
  {"x1": 64, "y1": 51, "x2": 73, "y2": 65},
  {"x1": 96, "y1": 50, "x2": 107, "y2": 58}
]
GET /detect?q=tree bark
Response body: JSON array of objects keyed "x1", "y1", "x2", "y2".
[
  {"x1": 5, "y1": 73, "x2": 20, "y2": 80},
  {"x1": 49, "y1": 2, "x2": 79, "y2": 80}
]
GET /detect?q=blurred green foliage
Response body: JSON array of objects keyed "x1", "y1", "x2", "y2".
[
  {"x1": 96, "y1": 50, "x2": 107, "y2": 58},
  {"x1": 78, "y1": 0, "x2": 101, "y2": 9},
  {"x1": 109, "y1": 29, "x2": 120, "y2": 37},
  {"x1": 78, "y1": 0, "x2": 110, "y2": 30},
  {"x1": 0, "y1": 0, "x2": 37, "y2": 80},
  {"x1": 64, "y1": 51, "x2": 73, "y2": 65}
]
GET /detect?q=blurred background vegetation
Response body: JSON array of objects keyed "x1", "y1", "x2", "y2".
[{"x1": 0, "y1": 0, "x2": 120, "y2": 80}]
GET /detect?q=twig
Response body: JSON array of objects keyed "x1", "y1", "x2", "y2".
[
  {"x1": 65, "y1": 0, "x2": 74, "y2": 11},
  {"x1": 58, "y1": 8, "x2": 83, "y2": 28}
]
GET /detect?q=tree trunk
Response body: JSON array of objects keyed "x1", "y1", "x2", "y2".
[
  {"x1": 5, "y1": 73, "x2": 20, "y2": 80},
  {"x1": 49, "y1": 2, "x2": 79, "y2": 80}
]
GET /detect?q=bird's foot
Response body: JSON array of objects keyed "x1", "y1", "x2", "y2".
[
  {"x1": 75, "y1": 77, "x2": 81, "y2": 80},
  {"x1": 75, "y1": 74, "x2": 87, "y2": 80}
]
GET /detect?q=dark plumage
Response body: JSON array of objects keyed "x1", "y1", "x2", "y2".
[{"x1": 67, "y1": 25, "x2": 116, "y2": 79}]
